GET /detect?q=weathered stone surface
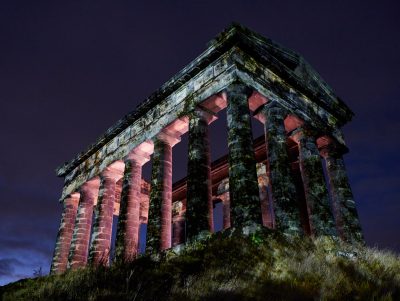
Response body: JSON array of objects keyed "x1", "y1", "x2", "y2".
[
  {"x1": 220, "y1": 191, "x2": 231, "y2": 230},
  {"x1": 51, "y1": 24, "x2": 364, "y2": 274},
  {"x1": 186, "y1": 108, "x2": 213, "y2": 240},
  {"x1": 139, "y1": 181, "x2": 150, "y2": 224},
  {"x1": 146, "y1": 139, "x2": 173, "y2": 253},
  {"x1": 172, "y1": 200, "x2": 186, "y2": 246},
  {"x1": 68, "y1": 178, "x2": 100, "y2": 269},
  {"x1": 50, "y1": 193, "x2": 79, "y2": 274},
  {"x1": 59, "y1": 55, "x2": 236, "y2": 200},
  {"x1": 57, "y1": 25, "x2": 352, "y2": 202},
  {"x1": 261, "y1": 103, "x2": 303, "y2": 235},
  {"x1": 115, "y1": 158, "x2": 145, "y2": 262},
  {"x1": 322, "y1": 147, "x2": 364, "y2": 243},
  {"x1": 89, "y1": 164, "x2": 124, "y2": 265},
  {"x1": 226, "y1": 82, "x2": 262, "y2": 229},
  {"x1": 257, "y1": 163, "x2": 273, "y2": 228},
  {"x1": 113, "y1": 178, "x2": 123, "y2": 215},
  {"x1": 294, "y1": 129, "x2": 336, "y2": 236}
]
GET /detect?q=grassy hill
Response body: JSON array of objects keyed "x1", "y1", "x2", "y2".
[{"x1": 1, "y1": 230, "x2": 400, "y2": 300}]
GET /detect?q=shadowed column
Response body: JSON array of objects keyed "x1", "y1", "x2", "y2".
[
  {"x1": 222, "y1": 193, "x2": 231, "y2": 229},
  {"x1": 50, "y1": 192, "x2": 80, "y2": 274},
  {"x1": 115, "y1": 148, "x2": 150, "y2": 262},
  {"x1": 293, "y1": 129, "x2": 336, "y2": 236},
  {"x1": 89, "y1": 162, "x2": 124, "y2": 265},
  {"x1": 186, "y1": 107, "x2": 215, "y2": 241},
  {"x1": 226, "y1": 83, "x2": 262, "y2": 230},
  {"x1": 172, "y1": 200, "x2": 186, "y2": 246},
  {"x1": 259, "y1": 104, "x2": 302, "y2": 235},
  {"x1": 68, "y1": 178, "x2": 100, "y2": 269},
  {"x1": 147, "y1": 135, "x2": 177, "y2": 253},
  {"x1": 321, "y1": 146, "x2": 364, "y2": 243}
]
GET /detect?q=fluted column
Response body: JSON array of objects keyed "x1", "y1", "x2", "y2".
[
  {"x1": 50, "y1": 193, "x2": 80, "y2": 274},
  {"x1": 89, "y1": 162, "x2": 124, "y2": 265},
  {"x1": 257, "y1": 169, "x2": 273, "y2": 229},
  {"x1": 186, "y1": 107, "x2": 215, "y2": 240},
  {"x1": 115, "y1": 150, "x2": 150, "y2": 262},
  {"x1": 68, "y1": 178, "x2": 100, "y2": 269},
  {"x1": 294, "y1": 129, "x2": 336, "y2": 236},
  {"x1": 222, "y1": 193, "x2": 231, "y2": 230},
  {"x1": 147, "y1": 135, "x2": 178, "y2": 253},
  {"x1": 172, "y1": 200, "x2": 186, "y2": 246},
  {"x1": 260, "y1": 104, "x2": 302, "y2": 235},
  {"x1": 321, "y1": 146, "x2": 364, "y2": 243},
  {"x1": 226, "y1": 83, "x2": 262, "y2": 230}
]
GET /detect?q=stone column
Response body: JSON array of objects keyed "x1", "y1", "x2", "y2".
[
  {"x1": 321, "y1": 146, "x2": 364, "y2": 243},
  {"x1": 89, "y1": 162, "x2": 124, "y2": 265},
  {"x1": 222, "y1": 193, "x2": 231, "y2": 230},
  {"x1": 257, "y1": 169, "x2": 273, "y2": 229},
  {"x1": 50, "y1": 193, "x2": 80, "y2": 274},
  {"x1": 294, "y1": 129, "x2": 336, "y2": 236},
  {"x1": 226, "y1": 83, "x2": 262, "y2": 230},
  {"x1": 217, "y1": 179, "x2": 231, "y2": 229},
  {"x1": 115, "y1": 150, "x2": 150, "y2": 262},
  {"x1": 147, "y1": 135, "x2": 178, "y2": 253},
  {"x1": 260, "y1": 104, "x2": 302, "y2": 235},
  {"x1": 68, "y1": 178, "x2": 100, "y2": 269},
  {"x1": 186, "y1": 107, "x2": 215, "y2": 241}
]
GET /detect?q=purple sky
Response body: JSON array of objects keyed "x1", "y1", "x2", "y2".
[{"x1": 1, "y1": 1, "x2": 399, "y2": 286}]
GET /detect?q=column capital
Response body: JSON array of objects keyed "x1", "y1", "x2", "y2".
[
  {"x1": 253, "y1": 101, "x2": 289, "y2": 123},
  {"x1": 290, "y1": 126, "x2": 318, "y2": 144},
  {"x1": 317, "y1": 134, "x2": 349, "y2": 159},
  {"x1": 262, "y1": 101, "x2": 289, "y2": 115},
  {"x1": 224, "y1": 82, "x2": 253, "y2": 98},
  {"x1": 319, "y1": 144, "x2": 341, "y2": 159},
  {"x1": 156, "y1": 131, "x2": 181, "y2": 147},
  {"x1": 155, "y1": 117, "x2": 189, "y2": 147},
  {"x1": 126, "y1": 151, "x2": 151, "y2": 166},
  {"x1": 126, "y1": 140, "x2": 153, "y2": 165},
  {"x1": 64, "y1": 192, "x2": 80, "y2": 203},
  {"x1": 101, "y1": 160, "x2": 125, "y2": 182},
  {"x1": 80, "y1": 177, "x2": 100, "y2": 193},
  {"x1": 190, "y1": 105, "x2": 218, "y2": 125}
]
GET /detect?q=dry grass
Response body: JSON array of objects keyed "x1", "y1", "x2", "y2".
[{"x1": 2, "y1": 230, "x2": 400, "y2": 300}]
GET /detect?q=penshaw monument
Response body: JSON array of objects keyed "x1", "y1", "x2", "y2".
[{"x1": 50, "y1": 24, "x2": 363, "y2": 274}]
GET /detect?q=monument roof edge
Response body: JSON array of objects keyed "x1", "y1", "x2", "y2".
[{"x1": 56, "y1": 23, "x2": 353, "y2": 177}]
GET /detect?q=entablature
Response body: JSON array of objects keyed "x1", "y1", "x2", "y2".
[{"x1": 57, "y1": 24, "x2": 353, "y2": 200}]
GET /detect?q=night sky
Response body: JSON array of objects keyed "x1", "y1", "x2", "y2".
[{"x1": 1, "y1": 1, "x2": 399, "y2": 286}]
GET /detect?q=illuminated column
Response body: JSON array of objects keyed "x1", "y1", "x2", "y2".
[
  {"x1": 222, "y1": 193, "x2": 231, "y2": 229},
  {"x1": 88, "y1": 162, "x2": 124, "y2": 265},
  {"x1": 226, "y1": 83, "x2": 262, "y2": 230},
  {"x1": 257, "y1": 164, "x2": 273, "y2": 229},
  {"x1": 147, "y1": 134, "x2": 179, "y2": 252},
  {"x1": 50, "y1": 193, "x2": 79, "y2": 274},
  {"x1": 259, "y1": 104, "x2": 302, "y2": 235},
  {"x1": 115, "y1": 144, "x2": 152, "y2": 262},
  {"x1": 216, "y1": 179, "x2": 231, "y2": 230},
  {"x1": 321, "y1": 146, "x2": 364, "y2": 243},
  {"x1": 293, "y1": 129, "x2": 336, "y2": 236},
  {"x1": 186, "y1": 107, "x2": 216, "y2": 241},
  {"x1": 68, "y1": 178, "x2": 100, "y2": 269},
  {"x1": 172, "y1": 200, "x2": 186, "y2": 246}
]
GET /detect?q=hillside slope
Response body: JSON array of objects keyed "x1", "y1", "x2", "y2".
[{"x1": 2, "y1": 230, "x2": 400, "y2": 300}]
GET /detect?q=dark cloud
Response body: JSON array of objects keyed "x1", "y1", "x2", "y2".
[{"x1": 0, "y1": 258, "x2": 23, "y2": 277}]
